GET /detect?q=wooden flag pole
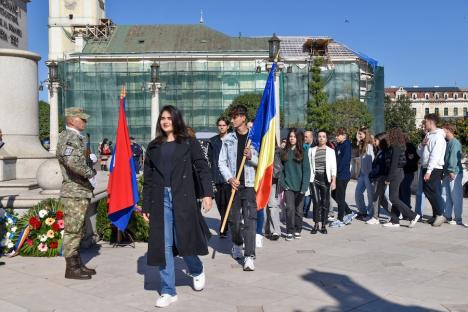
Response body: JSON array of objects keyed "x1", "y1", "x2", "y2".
[{"x1": 220, "y1": 139, "x2": 252, "y2": 233}]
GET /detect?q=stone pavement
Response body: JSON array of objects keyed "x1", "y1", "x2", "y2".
[{"x1": 1, "y1": 180, "x2": 468, "y2": 312}]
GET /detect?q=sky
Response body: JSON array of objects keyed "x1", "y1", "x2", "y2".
[{"x1": 28, "y1": 0, "x2": 468, "y2": 101}]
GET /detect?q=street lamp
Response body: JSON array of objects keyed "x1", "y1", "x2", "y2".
[
  {"x1": 46, "y1": 60, "x2": 60, "y2": 154},
  {"x1": 268, "y1": 33, "x2": 281, "y2": 61},
  {"x1": 148, "y1": 61, "x2": 162, "y2": 140},
  {"x1": 150, "y1": 62, "x2": 160, "y2": 83},
  {"x1": 266, "y1": 34, "x2": 284, "y2": 145},
  {"x1": 47, "y1": 61, "x2": 59, "y2": 84}
]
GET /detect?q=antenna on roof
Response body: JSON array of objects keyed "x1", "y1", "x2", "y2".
[{"x1": 200, "y1": 9, "x2": 204, "y2": 24}]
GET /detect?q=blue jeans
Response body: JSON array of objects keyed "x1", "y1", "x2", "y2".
[
  {"x1": 442, "y1": 173, "x2": 464, "y2": 222},
  {"x1": 355, "y1": 173, "x2": 373, "y2": 215},
  {"x1": 415, "y1": 169, "x2": 426, "y2": 216},
  {"x1": 256, "y1": 208, "x2": 265, "y2": 235},
  {"x1": 159, "y1": 187, "x2": 203, "y2": 296},
  {"x1": 303, "y1": 195, "x2": 312, "y2": 217}
]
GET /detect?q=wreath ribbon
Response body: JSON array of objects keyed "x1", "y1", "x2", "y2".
[{"x1": 9, "y1": 226, "x2": 30, "y2": 257}]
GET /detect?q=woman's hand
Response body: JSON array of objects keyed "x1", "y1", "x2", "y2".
[
  {"x1": 201, "y1": 197, "x2": 213, "y2": 213},
  {"x1": 142, "y1": 212, "x2": 150, "y2": 223},
  {"x1": 330, "y1": 181, "x2": 336, "y2": 191}
]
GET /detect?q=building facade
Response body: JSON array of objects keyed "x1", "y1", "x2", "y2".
[
  {"x1": 385, "y1": 86, "x2": 468, "y2": 126},
  {"x1": 48, "y1": 0, "x2": 384, "y2": 150}
]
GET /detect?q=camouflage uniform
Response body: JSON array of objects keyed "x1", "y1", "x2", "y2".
[{"x1": 56, "y1": 108, "x2": 96, "y2": 258}]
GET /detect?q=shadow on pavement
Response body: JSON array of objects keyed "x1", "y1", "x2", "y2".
[
  {"x1": 80, "y1": 244, "x2": 101, "y2": 265},
  {"x1": 300, "y1": 269, "x2": 439, "y2": 312}
]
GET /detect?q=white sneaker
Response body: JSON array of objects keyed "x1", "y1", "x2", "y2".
[
  {"x1": 255, "y1": 234, "x2": 263, "y2": 248},
  {"x1": 156, "y1": 294, "x2": 178, "y2": 308},
  {"x1": 382, "y1": 222, "x2": 400, "y2": 228},
  {"x1": 409, "y1": 214, "x2": 420, "y2": 228},
  {"x1": 243, "y1": 256, "x2": 255, "y2": 271},
  {"x1": 231, "y1": 244, "x2": 243, "y2": 260},
  {"x1": 448, "y1": 220, "x2": 457, "y2": 225},
  {"x1": 365, "y1": 217, "x2": 380, "y2": 225},
  {"x1": 192, "y1": 270, "x2": 205, "y2": 291}
]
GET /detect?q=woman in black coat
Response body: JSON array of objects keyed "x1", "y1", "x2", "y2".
[{"x1": 142, "y1": 105, "x2": 213, "y2": 308}]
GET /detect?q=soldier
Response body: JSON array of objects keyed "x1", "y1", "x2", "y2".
[{"x1": 56, "y1": 107, "x2": 98, "y2": 280}]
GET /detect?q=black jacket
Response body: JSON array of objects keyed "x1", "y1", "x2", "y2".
[
  {"x1": 369, "y1": 148, "x2": 389, "y2": 180},
  {"x1": 403, "y1": 142, "x2": 419, "y2": 174},
  {"x1": 385, "y1": 145, "x2": 407, "y2": 181},
  {"x1": 142, "y1": 138, "x2": 213, "y2": 266},
  {"x1": 208, "y1": 134, "x2": 226, "y2": 184}
]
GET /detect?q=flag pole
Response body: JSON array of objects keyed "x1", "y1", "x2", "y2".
[{"x1": 220, "y1": 139, "x2": 252, "y2": 233}]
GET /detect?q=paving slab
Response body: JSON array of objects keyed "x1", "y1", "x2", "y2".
[{"x1": 1, "y1": 180, "x2": 468, "y2": 311}]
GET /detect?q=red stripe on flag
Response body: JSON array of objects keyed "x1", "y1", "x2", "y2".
[{"x1": 255, "y1": 164, "x2": 274, "y2": 209}]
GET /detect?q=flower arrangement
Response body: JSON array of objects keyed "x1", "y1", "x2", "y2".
[
  {"x1": 0, "y1": 208, "x2": 19, "y2": 255},
  {"x1": 13, "y1": 199, "x2": 65, "y2": 257}
]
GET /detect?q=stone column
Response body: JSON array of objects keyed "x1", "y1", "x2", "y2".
[
  {"x1": 274, "y1": 72, "x2": 281, "y2": 146},
  {"x1": 48, "y1": 82, "x2": 60, "y2": 154},
  {"x1": 148, "y1": 82, "x2": 161, "y2": 140}
]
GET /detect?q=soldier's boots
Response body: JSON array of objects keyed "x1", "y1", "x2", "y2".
[
  {"x1": 65, "y1": 257, "x2": 91, "y2": 280},
  {"x1": 76, "y1": 253, "x2": 96, "y2": 275}
]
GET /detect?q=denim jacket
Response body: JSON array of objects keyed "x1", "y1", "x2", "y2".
[{"x1": 218, "y1": 132, "x2": 258, "y2": 187}]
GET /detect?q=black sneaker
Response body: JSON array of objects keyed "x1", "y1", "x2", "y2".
[
  {"x1": 294, "y1": 232, "x2": 301, "y2": 239},
  {"x1": 270, "y1": 233, "x2": 280, "y2": 241}
]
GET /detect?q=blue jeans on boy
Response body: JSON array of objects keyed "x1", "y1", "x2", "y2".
[
  {"x1": 256, "y1": 208, "x2": 265, "y2": 235},
  {"x1": 159, "y1": 187, "x2": 203, "y2": 296},
  {"x1": 442, "y1": 173, "x2": 464, "y2": 222},
  {"x1": 415, "y1": 169, "x2": 426, "y2": 216}
]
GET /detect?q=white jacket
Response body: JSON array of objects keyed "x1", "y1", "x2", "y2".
[
  {"x1": 308, "y1": 146, "x2": 337, "y2": 183},
  {"x1": 419, "y1": 128, "x2": 446, "y2": 173}
]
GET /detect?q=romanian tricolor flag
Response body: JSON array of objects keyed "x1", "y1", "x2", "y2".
[
  {"x1": 106, "y1": 88, "x2": 139, "y2": 232},
  {"x1": 248, "y1": 63, "x2": 277, "y2": 208}
]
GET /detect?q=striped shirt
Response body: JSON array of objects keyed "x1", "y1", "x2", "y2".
[{"x1": 315, "y1": 147, "x2": 327, "y2": 173}]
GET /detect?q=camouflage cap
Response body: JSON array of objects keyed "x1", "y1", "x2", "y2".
[{"x1": 65, "y1": 107, "x2": 90, "y2": 120}]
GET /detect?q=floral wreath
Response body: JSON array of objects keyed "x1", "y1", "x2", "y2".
[
  {"x1": 11, "y1": 199, "x2": 65, "y2": 257},
  {"x1": 0, "y1": 208, "x2": 19, "y2": 255}
]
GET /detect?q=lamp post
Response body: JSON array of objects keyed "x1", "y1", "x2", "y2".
[
  {"x1": 46, "y1": 60, "x2": 60, "y2": 154},
  {"x1": 147, "y1": 62, "x2": 161, "y2": 140},
  {"x1": 266, "y1": 34, "x2": 284, "y2": 146}
]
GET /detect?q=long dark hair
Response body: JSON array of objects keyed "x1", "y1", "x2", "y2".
[
  {"x1": 358, "y1": 126, "x2": 373, "y2": 155},
  {"x1": 155, "y1": 105, "x2": 188, "y2": 144},
  {"x1": 387, "y1": 127, "x2": 406, "y2": 147},
  {"x1": 374, "y1": 132, "x2": 388, "y2": 151},
  {"x1": 281, "y1": 128, "x2": 304, "y2": 162}
]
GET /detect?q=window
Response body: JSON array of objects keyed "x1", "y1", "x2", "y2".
[
  {"x1": 425, "y1": 108, "x2": 429, "y2": 115},
  {"x1": 435, "y1": 107, "x2": 439, "y2": 115},
  {"x1": 454, "y1": 107, "x2": 458, "y2": 116},
  {"x1": 454, "y1": 93, "x2": 458, "y2": 100},
  {"x1": 425, "y1": 93, "x2": 429, "y2": 100},
  {"x1": 464, "y1": 107, "x2": 468, "y2": 116},
  {"x1": 412, "y1": 108, "x2": 417, "y2": 115},
  {"x1": 435, "y1": 93, "x2": 439, "y2": 100},
  {"x1": 444, "y1": 107, "x2": 448, "y2": 116},
  {"x1": 464, "y1": 94, "x2": 468, "y2": 100},
  {"x1": 412, "y1": 93, "x2": 417, "y2": 100},
  {"x1": 444, "y1": 93, "x2": 448, "y2": 100}
]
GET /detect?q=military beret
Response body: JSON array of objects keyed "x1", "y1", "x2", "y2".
[{"x1": 65, "y1": 107, "x2": 90, "y2": 120}]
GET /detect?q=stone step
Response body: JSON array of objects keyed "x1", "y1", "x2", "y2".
[{"x1": 0, "y1": 178, "x2": 39, "y2": 190}]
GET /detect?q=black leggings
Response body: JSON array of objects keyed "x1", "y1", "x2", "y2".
[{"x1": 311, "y1": 172, "x2": 330, "y2": 225}]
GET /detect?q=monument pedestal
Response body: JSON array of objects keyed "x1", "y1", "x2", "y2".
[{"x1": 0, "y1": 49, "x2": 55, "y2": 182}]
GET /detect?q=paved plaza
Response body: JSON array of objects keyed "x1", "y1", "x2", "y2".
[{"x1": 1, "y1": 180, "x2": 468, "y2": 312}]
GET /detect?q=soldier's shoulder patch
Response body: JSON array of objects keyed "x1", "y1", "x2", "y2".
[{"x1": 64, "y1": 146, "x2": 74, "y2": 156}]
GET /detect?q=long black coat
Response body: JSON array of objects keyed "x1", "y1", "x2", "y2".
[{"x1": 142, "y1": 138, "x2": 213, "y2": 266}]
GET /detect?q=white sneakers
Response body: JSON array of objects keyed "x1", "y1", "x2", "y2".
[
  {"x1": 231, "y1": 244, "x2": 243, "y2": 260},
  {"x1": 256, "y1": 234, "x2": 263, "y2": 248},
  {"x1": 192, "y1": 268, "x2": 205, "y2": 291},
  {"x1": 365, "y1": 217, "x2": 380, "y2": 225},
  {"x1": 409, "y1": 214, "x2": 420, "y2": 228},
  {"x1": 382, "y1": 222, "x2": 400, "y2": 228},
  {"x1": 156, "y1": 294, "x2": 178, "y2": 308},
  {"x1": 243, "y1": 256, "x2": 255, "y2": 271}
]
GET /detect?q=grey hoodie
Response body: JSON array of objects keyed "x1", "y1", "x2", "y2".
[{"x1": 418, "y1": 128, "x2": 446, "y2": 173}]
